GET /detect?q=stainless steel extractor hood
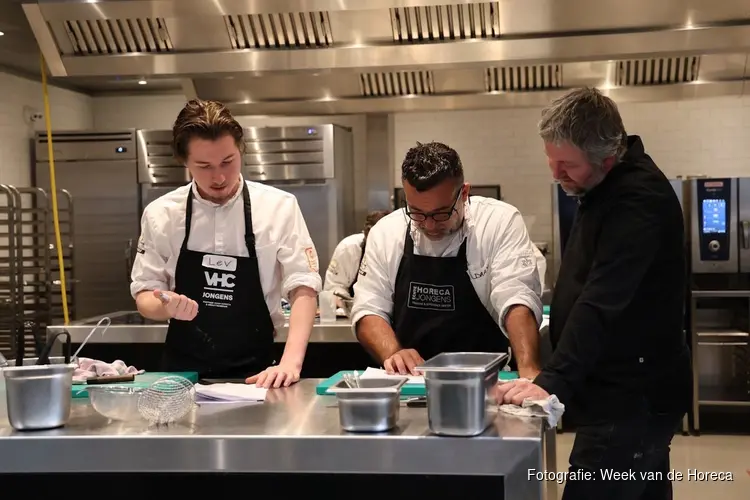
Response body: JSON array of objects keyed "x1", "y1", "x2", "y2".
[{"x1": 22, "y1": 0, "x2": 750, "y2": 114}]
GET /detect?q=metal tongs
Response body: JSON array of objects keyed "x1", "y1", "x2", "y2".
[
  {"x1": 71, "y1": 317, "x2": 112, "y2": 361},
  {"x1": 342, "y1": 370, "x2": 361, "y2": 388}
]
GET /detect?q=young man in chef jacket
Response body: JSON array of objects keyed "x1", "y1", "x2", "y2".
[
  {"x1": 351, "y1": 141, "x2": 544, "y2": 378},
  {"x1": 130, "y1": 99, "x2": 322, "y2": 389},
  {"x1": 323, "y1": 210, "x2": 390, "y2": 310}
]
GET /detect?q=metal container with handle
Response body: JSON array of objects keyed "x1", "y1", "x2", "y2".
[
  {"x1": 416, "y1": 352, "x2": 508, "y2": 437},
  {"x1": 2, "y1": 331, "x2": 75, "y2": 431}
]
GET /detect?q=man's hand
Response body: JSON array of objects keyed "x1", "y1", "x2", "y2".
[
  {"x1": 493, "y1": 379, "x2": 550, "y2": 406},
  {"x1": 384, "y1": 348, "x2": 424, "y2": 375},
  {"x1": 245, "y1": 363, "x2": 301, "y2": 389},
  {"x1": 154, "y1": 290, "x2": 198, "y2": 321}
]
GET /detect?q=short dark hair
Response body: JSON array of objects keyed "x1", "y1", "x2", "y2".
[
  {"x1": 364, "y1": 210, "x2": 390, "y2": 238},
  {"x1": 172, "y1": 99, "x2": 245, "y2": 162},
  {"x1": 401, "y1": 142, "x2": 464, "y2": 192}
]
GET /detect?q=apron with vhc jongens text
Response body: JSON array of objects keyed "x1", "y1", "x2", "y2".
[
  {"x1": 162, "y1": 182, "x2": 276, "y2": 379},
  {"x1": 391, "y1": 225, "x2": 512, "y2": 367}
]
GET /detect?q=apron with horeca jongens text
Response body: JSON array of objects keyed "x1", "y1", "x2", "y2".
[{"x1": 391, "y1": 225, "x2": 513, "y2": 367}]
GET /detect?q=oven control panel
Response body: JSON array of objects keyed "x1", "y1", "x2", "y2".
[{"x1": 697, "y1": 179, "x2": 730, "y2": 262}]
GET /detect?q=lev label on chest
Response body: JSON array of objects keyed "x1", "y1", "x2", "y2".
[
  {"x1": 202, "y1": 254, "x2": 237, "y2": 272},
  {"x1": 407, "y1": 282, "x2": 456, "y2": 311},
  {"x1": 201, "y1": 255, "x2": 237, "y2": 309}
]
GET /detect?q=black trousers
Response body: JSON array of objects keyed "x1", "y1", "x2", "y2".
[{"x1": 562, "y1": 408, "x2": 684, "y2": 500}]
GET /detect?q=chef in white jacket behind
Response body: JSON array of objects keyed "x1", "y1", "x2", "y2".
[
  {"x1": 323, "y1": 210, "x2": 389, "y2": 309},
  {"x1": 130, "y1": 99, "x2": 322, "y2": 388},
  {"x1": 351, "y1": 141, "x2": 546, "y2": 378}
]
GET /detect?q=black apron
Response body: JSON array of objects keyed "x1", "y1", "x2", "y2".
[
  {"x1": 392, "y1": 225, "x2": 512, "y2": 366},
  {"x1": 347, "y1": 239, "x2": 366, "y2": 297},
  {"x1": 162, "y1": 183, "x2": 276, "y2": 378}
]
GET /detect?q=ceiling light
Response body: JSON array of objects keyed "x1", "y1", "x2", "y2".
[
  {"x1": 138, "y1": 79, "x2": 147, "y2": 85},
  {"x1": 0, "y1": 32, "x2": 5, "y2": 36}
]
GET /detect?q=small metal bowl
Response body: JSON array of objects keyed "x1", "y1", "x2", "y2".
[{"x1": 86, "y1": 385, "x2": 145, "y2": 421}]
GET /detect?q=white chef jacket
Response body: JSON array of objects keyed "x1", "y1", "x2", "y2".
[
  {"x1": 130, "y1": 177, "x2": 323, "y2": 329},
  {"x1": 323, "y1": 232, "x2": 365, "y2": 297},
  {"x1": 351, "y1": 196, "x2": 544, "y2": 337}
]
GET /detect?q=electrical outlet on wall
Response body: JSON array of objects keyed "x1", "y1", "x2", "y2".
[{"x1": 23, "y1": 106, "x2": 44, "y2": 126}]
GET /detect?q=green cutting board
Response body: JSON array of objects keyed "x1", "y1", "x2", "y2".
[
  {"x1": 71, "y1": 371, "x2": 199, "y2": 399},
  {"x1": 315, "y1": 370, "x2": 519, "y2": 397}
]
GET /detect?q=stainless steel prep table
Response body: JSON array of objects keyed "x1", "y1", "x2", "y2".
[
  {"x1": 0, "y1": 379, "x2": 557, "y2": 500},
  {"x1": 47, "y1": 311, "x2": 356, "y2": 344},
  {"x1": 46, "y1": 312, "x2": 366, "y2": 376}
]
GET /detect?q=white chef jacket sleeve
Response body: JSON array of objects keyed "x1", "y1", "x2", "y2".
[
  {"x1": 533, "y1": 244, "x2": 548, "y2": 292},
  {"x1": 323, "y1": 239, "x2": 358, "y2": 297},
  {"x1": 350, "y1": 225, "x2": 394, "y2": 333},
  {"x1": 130, "y1": 211, "x2": 170, "y2": 298},
  {"x1": 276, "y1": 196, "x2": 323, "y2": 298},
  {"x1": 489, "y1": 210, "x2": 544, "y2": 336}
]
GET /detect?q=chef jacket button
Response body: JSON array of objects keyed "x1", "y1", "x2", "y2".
[{"x1": 638, "y1": 357, "x2": 644, "y2": 363}]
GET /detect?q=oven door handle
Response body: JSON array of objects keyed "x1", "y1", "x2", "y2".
[{"x1": 741, "y1": 220, "x2": 750, "y2": 250}]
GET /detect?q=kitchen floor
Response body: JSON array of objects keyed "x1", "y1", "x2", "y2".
[{"x1": 551, "y1": 432, "x2": 750, "y2": 499}]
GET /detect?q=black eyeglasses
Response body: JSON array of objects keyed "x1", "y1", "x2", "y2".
[{"x1": 405, "y1": 189, "x2": 463, "y2": 223}]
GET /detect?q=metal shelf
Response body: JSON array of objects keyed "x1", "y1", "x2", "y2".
[
  {"x1": 690, "y1": 291, "x2": 750, "y2": 433},
  {"x1": 0, "y1": 185, "x2": 75, "y2": 360},
  {"x1": 691, "y1": 290, "x2": 750, "y2": 299},
  {"x1": 696, "y1": 328, "x2": 749, "y2": 338},
  {"x1": 698, "y1": 385, "x2": 750, "y2": 407}
]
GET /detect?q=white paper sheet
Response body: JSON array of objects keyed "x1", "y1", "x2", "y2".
[
  {"x1": 359, "y1": 367, "x2": 424, "y2": 385},
  {"x1": 194, "y1": 383, "x2": 268, "y2": 402}
]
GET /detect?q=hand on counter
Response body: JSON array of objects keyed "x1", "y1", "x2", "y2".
[
  {"x1": 245, "y1": 363, "x2": 301, "y2": 389},
  {"x1": 384, "y1": 348, "x2": 424, "y2": 376},
  {"x1": 493, "y1": 379, "x2": 549, "y2": 406},
  {"x1": 154, "y1": 290, "x2": 198, "y2": 321}
]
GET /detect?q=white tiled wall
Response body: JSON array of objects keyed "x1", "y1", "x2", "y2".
[
  {"x1": 393, "y1": 96, "x2": 750, "y2": 244},
  {"x1": 93, "y1": 94, "x2": 186, "y2": 129},
  {"x1": 0, "y1": 72, "x2": 92, "y2": 187}
]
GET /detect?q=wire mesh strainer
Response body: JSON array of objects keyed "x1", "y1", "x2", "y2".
[{"x1": 137, "y1": 375, "x2": 196, "y2": 425}]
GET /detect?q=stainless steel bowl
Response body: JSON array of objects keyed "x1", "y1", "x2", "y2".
[
  {"x1": 87, "y1": 385, "x2": 145, "y2": 421},
  {"x1": 2, "y1": 358, "x2": 76, "y2": 431}
]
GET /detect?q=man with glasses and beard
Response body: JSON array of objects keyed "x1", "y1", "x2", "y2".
[{"x1": 350, "y1": 142, "x2": 546, "y2": 378}]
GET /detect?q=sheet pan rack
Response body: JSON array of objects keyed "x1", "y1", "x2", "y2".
[{"x1": 0, "y1": 184, "x2": 75, "y2": 359}]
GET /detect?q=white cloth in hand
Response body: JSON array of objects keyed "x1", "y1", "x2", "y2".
[
  {"x1": 496, "y1": 378, "x2": 566, "y2": 427},
  {"x1": 195, "y1": 383, "x2": 268, "y2": 402}
]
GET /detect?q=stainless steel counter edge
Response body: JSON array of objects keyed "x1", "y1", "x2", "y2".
[
  {"x1": 0, "y1": 381, "x2": 552, "y2": 499},
  {"x1": 47, "y1": 313, "x2": 356, "y2": 343}
]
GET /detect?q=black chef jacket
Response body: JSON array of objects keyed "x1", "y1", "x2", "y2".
[{"x1": 535, "y1": 136, "x2": 692, "y2": 422}]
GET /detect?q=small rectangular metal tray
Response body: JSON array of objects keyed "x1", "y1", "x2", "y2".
[
  {"x1": 327, "y1": 377, "x2": 408, "y2": 394},
  {"x1": 416, "y1": 352, "x2": 508, "y2": 373},
  {"x1": 328, "y1": 377, "x2": 408, "y2": 433}
]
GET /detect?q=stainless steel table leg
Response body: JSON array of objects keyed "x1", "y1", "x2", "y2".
[
  {"x1": 505, "y1": 446, "x2": 545, "y2": 500},
  {"x1": 543, "y1": 424, "x2": 559, "y2": 500}
]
